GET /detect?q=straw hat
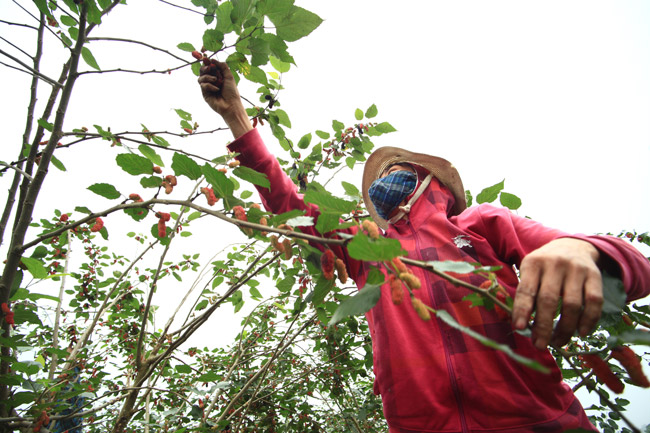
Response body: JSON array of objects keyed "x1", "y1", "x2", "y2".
[{"x1": 361, "y1": 146, "x2": 466, "y2": 229}]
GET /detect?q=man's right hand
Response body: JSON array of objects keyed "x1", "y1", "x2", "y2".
[{"x1": 198, "y1": 60, "x2": 252, "y2": 139}]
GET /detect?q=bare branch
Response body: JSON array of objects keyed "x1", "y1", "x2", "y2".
[
  {"x1": 0, "y1": 162, "x2": 33, "y2": 181},
  {"x1": 0, "y1": 48, "x2": 62, "y2": 88},
  {"x1": 86, "y1": 37, "x2": 191, "y2": 63},
  {"x1": 0, "y1": 19, "x2": 38, "y2": 30}
]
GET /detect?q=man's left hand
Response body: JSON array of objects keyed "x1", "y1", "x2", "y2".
[{"x1": 512, "y1": 238, "x2": 604, "y2": 350}]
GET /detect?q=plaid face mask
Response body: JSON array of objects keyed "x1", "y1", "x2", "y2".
[{"x1": 368, "y1": 170, "x2": 418, "y2": 220}]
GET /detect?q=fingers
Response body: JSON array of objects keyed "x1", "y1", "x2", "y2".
[
  {"x1": 512, "y1": 260, "x2": 540, "y2": 331},
  {"x1": 549, "y1": 267, "x2": 583, "y2": 347},
  {"x1": 525, "y1": 257, "x2": 563, "y2": 350},
  {"x1": 578, "y1": 270, "x2": 603, "y2": 336},
  {"x1": 198, "y1": 75, "x2": 222, "y2": 93},
  {"x1": 513, "y1": 238, "x2": 604, "y2": 350}
]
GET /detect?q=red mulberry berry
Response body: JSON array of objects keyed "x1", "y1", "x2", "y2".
[
  {"x1": 400, "y1": 273, "x2": 421, "y2": 290},
  {"x1": 412, "y1": 298, "x2": 431, "y2": 321},
  {"x1": 391, "y1": 257, "x2": 408, "y2": 274},
  {"x1": 580, "y1": 354, "x2": 625, "y2": 394},
  {"x1": 335, "y1": 259, "x2": 348, "y2": 284},
  {"x1": 610, "y1": 346, "x2": 650, "y2": 388},
  {"x1": 201, "y1": 187, "x2": 218, "y2": 206},
  {"x1": 389, "y1": 275, "x2": 403, "y2": 305},
  {"x1": 90, "y1": 217, "x2": 104, "y2": 232},
  {"x1": 362, "y1": 220, "x2": 380, "y2": 239},
  {"x1": 321, "y1": 250, "x2": 335, "y2": 280},
  {"x1": 157, "y1": 219, "x2": 167, "y2": 238}
]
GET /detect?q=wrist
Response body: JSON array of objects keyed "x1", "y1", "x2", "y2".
[{"x1": 223, "y1": 107, "x2": 253, "y2": 139}]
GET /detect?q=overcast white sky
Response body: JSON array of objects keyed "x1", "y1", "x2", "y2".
[{"x1": 2, "y1": 0, "x2": 649, "y2": 427}]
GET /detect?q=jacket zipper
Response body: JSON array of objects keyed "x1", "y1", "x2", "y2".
[{"x1": 409, "y1": 223, "x2": 469, "y2": 433}]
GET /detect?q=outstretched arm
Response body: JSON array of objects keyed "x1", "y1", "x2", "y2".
[{"x1": 469, "y1": 204, "x2": 650, "y2": 350}]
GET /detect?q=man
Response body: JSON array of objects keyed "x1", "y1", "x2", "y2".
[{"x1": 199, "y1": 61, "x2": 650, "y2": 432}]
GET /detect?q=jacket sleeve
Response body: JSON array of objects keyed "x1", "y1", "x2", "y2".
[
  {"x1": 466, "y1": 204, "x2": 650, "y2": 302},
  {"x1": 227, "y1": 129, "x2": 364, "y2": 281}
]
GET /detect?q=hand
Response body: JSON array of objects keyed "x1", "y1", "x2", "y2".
[
  {"x1": 512, "y1": 238, "x2": 603, "y2": 350},
  {"x1": 198, "y1": 61, "x2": 252, "y2": 139}
]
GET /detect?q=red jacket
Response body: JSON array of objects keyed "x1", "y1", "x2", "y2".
[{"x1": 229, "y1": 129, "x2": 650, "y2": 433}]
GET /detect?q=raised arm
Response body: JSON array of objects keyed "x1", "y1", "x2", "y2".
[{"x1": 198, "y1": 61, "x2": 364, "y2": 281}]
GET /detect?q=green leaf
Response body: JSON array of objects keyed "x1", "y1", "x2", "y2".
[
  {"x1": 177, "y1": 42, "x2": 196, "y2": 52},
  {"x1": 175, "y1": 364, "x2": 192, "y2": 374},
  {"x1": 124, "y1": 207, "x2": 148, "y2": 222},
  {"x1": 429, "y1": 261, "x2": 478, "y2": 274},
  {"x1": 276, "y1": 275, "x2": 295, "y2": 293},
  {"x1": 354, "y1": 108, "x2": 363, "y2": 121},
  {"x1": 303, "y1": 183, "x2": 356, "y2": 214},
  {"x1": 271, "y1": 209, "x2": 305, "y2": 226},
  {"x1": 268, "y1": 6, "x2": 323, "y2": 42},
  {"x1": 31, "y1": 246, "x2": 48, "y2": 259},
  {"x1": 285, "y1": 216, "x2": 314, "y2": 227},
  {"x1": 32, "y1": 0, "x2": 50, "y2": 17},
  {"x1": 297, "y1": 133, "x2": 312, "y2": 149},
  {"x1": 269, "y1": 55, "x2": 290, "y2": 73},
  {"x1": 172, "y1": 153, "x2": 202, "y2": 180},
  {"x1": 499, "y1": 192, "x2": 521, "y2": 210},
  {"x1": 203, "y1": 164, "x2": 234, "y2": 205},
  {"x1": 249, "y1": 286, "x2": 262, "y2": 299},
  {"x1": 81, "y1": 46, "x2": 100, "y2": 70},
  {"x1": 75, "y1": 206, "x2": 92, "y2": 214},
  {"x1": 244, "y1": 65, "x2": 268, "y2": 85},
  {"x1": 38, "y1": 118, "x2": 53, "y2": 132},
  {"x1": 311, "y1": 277, "x2": 335, "y2": 306},
  {"x1": 174, "y1": 109, "x2": 192, "y2": 121},
  {"x1": 116, "y1": 154, "x2": 153, "y2": 176},
  {"x1": 248, "y1": 37, "x2": 271, "y2": 67},
  {"x1": 465, "y1": 189, "x2": 473, "y2": 207},
  {"x1": 51, "y1": 155, "x2": 66, "y2": 171},
  {"x1": 365, "y1": 104, "x2": 378, "y2": 118},
  {"x1": 347, "y1": 233, "x2": 406, "y2": 262},
  {"x1": 329, "y1": 284, "x2": 381, "y2": 325},
  {"x1": 315, "y1": 130, "x2": 329, "y2": 139},
  {"x1": 87, "y1": 183, "x2": 121, "y2": 200},
  {"x1": 476, "y1": 180, "x2": 505, "y2": 204},
  {"x1": 272, "y1": 109, "x2": 291, "y2": 127},
  {"x1": 138, "y1": 145, "x2": 164, "y2": 167},
  {"x1": 332, "y1": 120, "x2": 344, "y2": 132},
  {"x1": 435, "y1": 310, "x2": 550, "y2": 373},
  {"x1": 141, "y1": 176, "x2": 162, "y2": 188},
  {"x1": 601, "y1": 271, "x2": 626, "y2": 315},
  {"x1": 372, "y1": 122, "x2": 396, "y2": 134},
  {"x1": 152, "y1": 135, "x2": 170, "y2": 147},
  {"x1": 85, "y1": 0, "x2": 102, "y2": 24},
  {"x1": 341, "y1": 181, "x2": 361, "y2": 200},
  {"x1": 20, "y1": 257, "x2": 48, "y2": 279},
  {"x1": 607, "y1": 330, "x2": 650, "y2": 347},
  {"x1": 232, "y1": 166, "x2": 270, "y2": 189}
]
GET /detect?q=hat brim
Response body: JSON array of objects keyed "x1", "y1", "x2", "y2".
[{"x1": 362, "y1": 146, "x2": 466, "y2": 230}]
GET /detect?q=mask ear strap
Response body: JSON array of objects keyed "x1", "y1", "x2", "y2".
[{"x1": 387, "y1": 173, "x2": 433, "y2": 225}]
